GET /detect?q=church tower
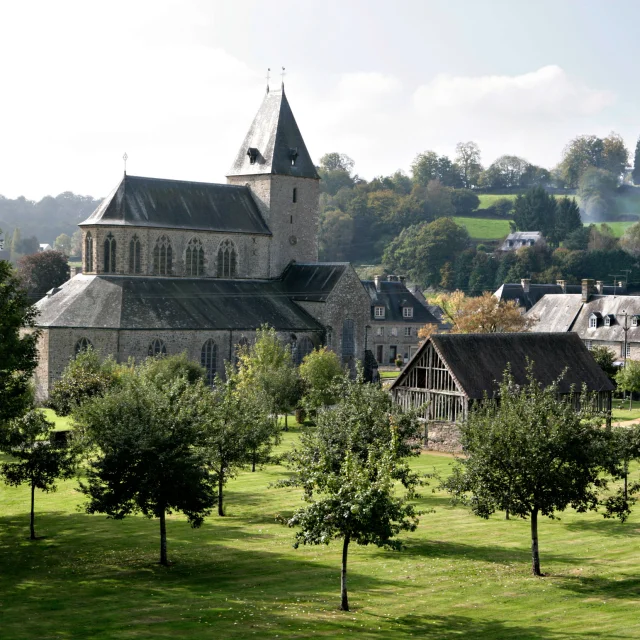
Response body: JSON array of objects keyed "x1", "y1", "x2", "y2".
[{"x1": 226, "y1": 87, "x2": 320, "y2": 277}]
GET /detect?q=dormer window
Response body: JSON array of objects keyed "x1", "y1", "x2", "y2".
[
  {"x1": 247, "y1": 147, "x2": 258, "y2": 164},
  {"x1": 633, "y1": 316, "x2": 639, "y2": 328},
  {"x1": 589, "y1": 314, "x2": 598, "y2": 329},
  {"x1": 604, "y1": 314, "x2": 613, "y2": 327},
  {"x1": 403, "y1": 307, "x2": 414, "y2": 319},
  {"x1": 289, "y1": 147, "x2": 299, "y2": 166},
  {"x1": 374, "y1": 306, "x2": 385, "y2": 319}
]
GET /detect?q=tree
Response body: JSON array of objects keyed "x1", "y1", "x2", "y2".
[
  {"x1": 455, "y1": 141, "x2": 482, "y2": 188},
  {"x1": 75, "y1": 367, "x2": 216, "y2": 565},
  {"x1": 512, "y1": 186, "x2": 557, "y2": 239},
  {"x1": 559, "y1": 133, "x2": 628, "y2": 187},
  {"x1": 590, "y1": 346, "x2": 617, "y2": 380},
  {"x1": 0, "y1": 259, "x2": 39, "y2": 426},
  {"x1": 615, "y1": 360, "x2": 640, "y2": 410},
  {"x1": 450, "y1": 189, "x2": 480, "y2": 216},
  {"x1": 299, "y1": 347, "x2": 343, "y2": 413},
  {"x1": 54, "y1": 233, "x2": 72, "y2": 255},
  {"x1": 17, "y1": 250, "x2": 70, "y2": 300},
  {"x1": 478, "y1": 155, "x2": 530, "y2": 189},
  {"x1": 554, "y1": 197, "x2": 582, "y2": 242},
  {"x1": 318, "y1": 153, "x2": 356, "y2": 196},
  {"x1": 620, "y1": 221, "x2": 640, "y2": 258},
  {"x1": 0, "y1": 410, "x2": 79, "y2": 540},
  {"x1": 417, "y1": 323, "x2": 439, "y2": 342},
  {"x1": 588, "y1": 223, "x2": 618, "y2": 251},
  {"x1": 280, "y1": 372, "x2": 422, "y2": 610},
  {"x1": 602, "y1": 426, "x2": 640, "y2": 522},
  {"x1": 318, "y1": 209, "x2": 354, "y2": 261},
  {"x1": 48, "y1": 349, "x2": 121, "y2": 416},
  {"x1": 71, "y1": 229, "x2": 83, "y2": 256},
  {"x1": 237, "y1": 325, "x2": 302, "y2": 429},
  {"x1": 320, "y1": 153, "x2": 355, "y2": 173},
  {"x1": 578, "y1": 167, "x2": 618, "y2": 221},
  {"x1": 633, "y1": 137, "x2": 640, "y2": 186},
  {"x1": 383, "y1": 218, "x2": 470, "y2": 287},
  {"x1": 10, "y1": 227, "x2": 22, "y2": 262},
  {"x1": 411, "y1": 152, "x2": 462, "y2": 187},
  {"x1": 443, "y1": 364, "x2": 610, "y2": 576}
]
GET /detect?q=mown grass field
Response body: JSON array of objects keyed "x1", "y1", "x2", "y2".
[
  {"x1": 477, "y1": 193, "x2": 518, "y2": 210},
  {"x1": 588, "y1": 221, "x2": 635, "y2": 238},
  {"x1": 453, "y1": 216, "x2": 512, "y2": 241},
  {"x1": 0, "y1": 417, "x2": 639, "y2": 639}
]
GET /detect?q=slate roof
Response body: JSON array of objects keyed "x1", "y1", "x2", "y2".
[
  {"x1": 500, "y1": 231, "x2": 544, "y2": 251},
  {"x1": 80, "y1": 175, "x2": 271, "y2": 235},
  {"x1": 34, "y1": 275, "x2": 323, "y2": 331},
  {"x1": 391, "y1": 332, "x2": 614, "y2": 398},
  {"x1": 495, "y1": 282, "x2": 623, "y2": 311},
  {"x1": 362, "y1": 280, "x2": 441, "y2": 324},
  {"x1": 227, "y1": 88, "x2": 319, "y2": 179},
  {"x1": 529, "y1": 294, "x2": 640, "y2": 343},
  {"x1": 280, "y1": 262, "x2": 348, "y2": 302}
]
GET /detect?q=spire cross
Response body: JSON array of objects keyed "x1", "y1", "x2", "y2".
[{"x1": 123, "y1": 152, "x2": 128, "y2": 175}]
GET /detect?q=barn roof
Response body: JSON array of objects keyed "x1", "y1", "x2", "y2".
[
  {"x1": 79, "y1": 175, "x2": 271, "y2": 235},
  {"x1": 227, "y1": 88, "x2": 319, "y2": 179},
  {"x1": 34, "y1": 274, "x2": 323, "y2": 332},
  {"x1": 391, "y1": 332, "x2": 614, "y2": 398}
]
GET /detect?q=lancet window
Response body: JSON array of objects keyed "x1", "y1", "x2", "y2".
[
  {"x1": 153, "y1": 235, "x2": 173, "y2": 275},
  {"x1": 104, "y1": 233, "x2": 116, "y2": 273},
  {"x1": 185, "y1": 237, "x2": 205, "y2": 276},
  {"x1": 129, "y1": 235, "x2": 142, "y2": 274},
  {"x1": 85, "y1": 232, "x2": 93, "y2": 272},
  {"x1": 217, "y1": 239, "x2": 237, "y2": 278}
]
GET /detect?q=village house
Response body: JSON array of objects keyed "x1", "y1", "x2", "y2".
[
  {"x1": 390, "y1": 332, "x2": 613, "y2": 451},
  {"x1": 32, "y1": 86, "x2": 371, "y2": 399},
  {"x1": 361, "y1": 275, "x2": 443, "y2": 365},
  {"x1": 527, "y1": 278, "x2": 640, "y2": 361},
  {"x1": 495, "y1": 278, "x2": 628, "y2": 311},
  {"x1": 500, "y1": 231, "x2": 545, "y2": 252}
]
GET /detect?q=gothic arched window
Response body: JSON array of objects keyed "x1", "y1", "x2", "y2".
[
  {"x1": 185, "y1": 237, "x2": 205, "y2": 276},
  {"x1": 148, "y1": 338, "x2": 167, "y2": 357},
  {"x1": 217, "y1": 239, "x2": 237, "y2": 278},
  {"x1": 104, "y1": 233, "x2": 116, "y2": 273},
  {"x1": 75, "y1": 337, "x2": 93, "y2": 355},
  {"x1": 234, "y1": 336, "x2": 249, "y2": 366},
  {"x1": 153, "y1": 235, "x2": 173, "y2": 275},
  {"x1": 201, "y1": 339, "x2": 217, "y2": 385},
  {"x1": 294, "y1": 336, "x2": 314, "y2": 366},
  {"x1": 85, "y1": 232, "x2": 93, "y2": 272},
  {"x1": 129, "y1": 234, "x2": 142, "y2": 274}
]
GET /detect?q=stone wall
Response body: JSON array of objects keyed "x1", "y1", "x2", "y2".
[
  {"x1": 422, "y1": 421, "x2": 462, "y2": 453},
  {"x1": 371, "y1": 322, "x2": 425, "y2": 365},
  {"x1": 82, "y1": 226, "x2": 271, "y2": 279}
]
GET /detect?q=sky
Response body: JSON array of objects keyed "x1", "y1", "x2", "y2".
[{"x1": 2, "y1": 0, "x2": 640, "y2": 200}]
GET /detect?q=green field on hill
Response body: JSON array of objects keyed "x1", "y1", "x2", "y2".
[
  {"x1": 454, "y1": 216, "x2": 512, "y2": 240},
  {"x1": 477, "y1": 193, "x2": 518, "y2": 209},
  {"x1": 0, "y1": 416, "x2": 638, "y2": 639}
]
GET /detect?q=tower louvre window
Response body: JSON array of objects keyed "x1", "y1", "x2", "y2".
[
  {"x1": 289, "y1": 148, "x2": 299, "y2": 166},
  {"x1": 292, "y1": 187, "x2": 297, "y2": 203},
  {"x1": 247, "y1": 147, "x2": 258, "y2": 164}
]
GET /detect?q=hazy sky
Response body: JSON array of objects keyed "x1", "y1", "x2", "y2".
[{"x1": 2, "y1": 0, "x2": 639, "y2": 200}]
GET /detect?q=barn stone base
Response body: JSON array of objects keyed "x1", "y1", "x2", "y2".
[{"x1": 421, "y1": 421, "x2": 462, "y2": 453}]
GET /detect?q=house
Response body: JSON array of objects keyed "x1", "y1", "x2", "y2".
[
  {"x1": 494, "y1": 278, "x2": 627, "y2": 311},
  {"x1": 32, "y1": 86, "x2": 371, "y2": 399},
  {"x1": 527, "y1": 278, "x2": 640, "y2": 361},
  {"x1": 361, "y1": 275, "x2": 443, "y2": 365},
  {"x1": 500, "y1": 231, "x2": 545, "y2": 252},
  {"x1": 390, "y1": 332, "x2": 613, "y2": 451},
  {"x1": 39, "y1": 243, "x2": 53, "y2": 252}
]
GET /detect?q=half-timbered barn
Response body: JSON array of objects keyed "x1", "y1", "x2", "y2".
[{"x1": 390, "y1": 332, "x2": 614, "y2": 451}]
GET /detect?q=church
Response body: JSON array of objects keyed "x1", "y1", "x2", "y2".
[{"x1": 33, "y1": 86, "x2": 371, "y2": 399}]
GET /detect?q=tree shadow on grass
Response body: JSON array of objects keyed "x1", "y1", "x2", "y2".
[
  {"x1": 563, "y1": 517, "x2": 640, "y2": 537},
  {"x1": 557, "y1": 574, "x2": 640, "y2": 601},
  {"x1": 399, "y1": 538, "x2": 582, "y2": 568}
]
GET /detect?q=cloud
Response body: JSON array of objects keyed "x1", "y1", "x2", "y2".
[{"x1": 413, "y1": 65, "x2": 615, "y2": 121}]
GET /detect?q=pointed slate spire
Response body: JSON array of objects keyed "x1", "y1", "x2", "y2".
[{"x1": 227, "y1": 88, "x2": 319, "y2": 179}]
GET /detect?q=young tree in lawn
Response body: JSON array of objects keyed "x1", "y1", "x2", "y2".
[
  {"x1": 615, "y1": 360, "x2": 640, "y2": 410},
  {"x1": 590, "y1": 346, "x2": 617, "y2": 381},
  {"x1": 602, "y1": 425, "x2": 640, "y2": 522},
  {"x1": 237, "y1": 325, "x2": 302, "y2": 429},
  {"x1": 0, "y1": 258, "x2": 39, "y2": 426},
  {"x1": 281, "y1": 381, "x2": 421, "y2": 610},
  {"x1": 443, "y1": 364, "x2": 610, "y2": 576},
  {"x1": 298, "y1": 347, "x2": 343, "y2": 414},
  {"x1": 74, "y1": 368, "x2": 215, "y2": 565},
  {"x1": 0, "y1": 410, "x2": 79, "y2": 540}
]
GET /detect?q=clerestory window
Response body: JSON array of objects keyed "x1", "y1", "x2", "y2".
[
  {"x1": 153, "y1": 235, "x2": 173, "y2": 275},
  {"x1": 185, "y1": 237, "x2": 205, "y2": 276},
  {"x1": 217, "y1": 239, "x2": 237, "y2": 278}
]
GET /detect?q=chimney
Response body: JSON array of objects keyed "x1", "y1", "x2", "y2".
[
  {"x1": 398, "y1": 275, "x2": 406, "y2": 285},
  {"x1": 374, "y1": 275, "x2": 382, "y2": 292},
  {"x1": 556, "y1": 279, "x2": 566, "y2": 293},
  {"x1": 595, "y1": 280, "x2": 604, "y2": 294},
  {"x1": 388, "y1": 275, "x2": 398, "y2": 282},
  {"x1": 521, "y1": 278, "x2": 530, "y2": 293},
  {"x1": 582, "y1": 278, "x2": 595, "y2": 303}
]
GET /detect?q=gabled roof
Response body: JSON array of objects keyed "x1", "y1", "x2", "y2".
[
  {"x1": 227, "y1": 88, "x2": 319, "y2": 179},
  {"x1": 280, "y1": 262, "x2": 348, "y2": 302},
  {"x1": 361, "y1": 280, "x2": 441, "y2": 324},
  {"x1": 391, "y1": 332, "x2": 614, "y2": 398},
  {"x1": 80, "y1": 175, "x2": 271, "y2": 235},
  {"x1": 34, "y1": 275, "x2": 323, "y2": 331},
  {"x1": 526, "y1": 294, "x2": 584, "y2": 332}
]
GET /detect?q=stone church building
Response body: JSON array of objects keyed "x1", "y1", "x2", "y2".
[{"x1": 33, "y1": 87, "x2": 370, "y2": 398}]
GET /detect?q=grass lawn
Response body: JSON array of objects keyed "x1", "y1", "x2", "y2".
[
  {"x1": 454, "y1": 216, "x2": 512, "y2": 240},
  {"x1": 380, "y1": 370, "x2": 400, "y2": 379},
  {"x1": 611, "y1": 399, "x2": 640, "y2": 422},
  {"x1": 0, "y1": 415, "x2": 639, "y2": 639}
]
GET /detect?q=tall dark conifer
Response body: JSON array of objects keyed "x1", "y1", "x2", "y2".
[{"x1": 632, "y1": 137, "x2": 640, "y2": 185}]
